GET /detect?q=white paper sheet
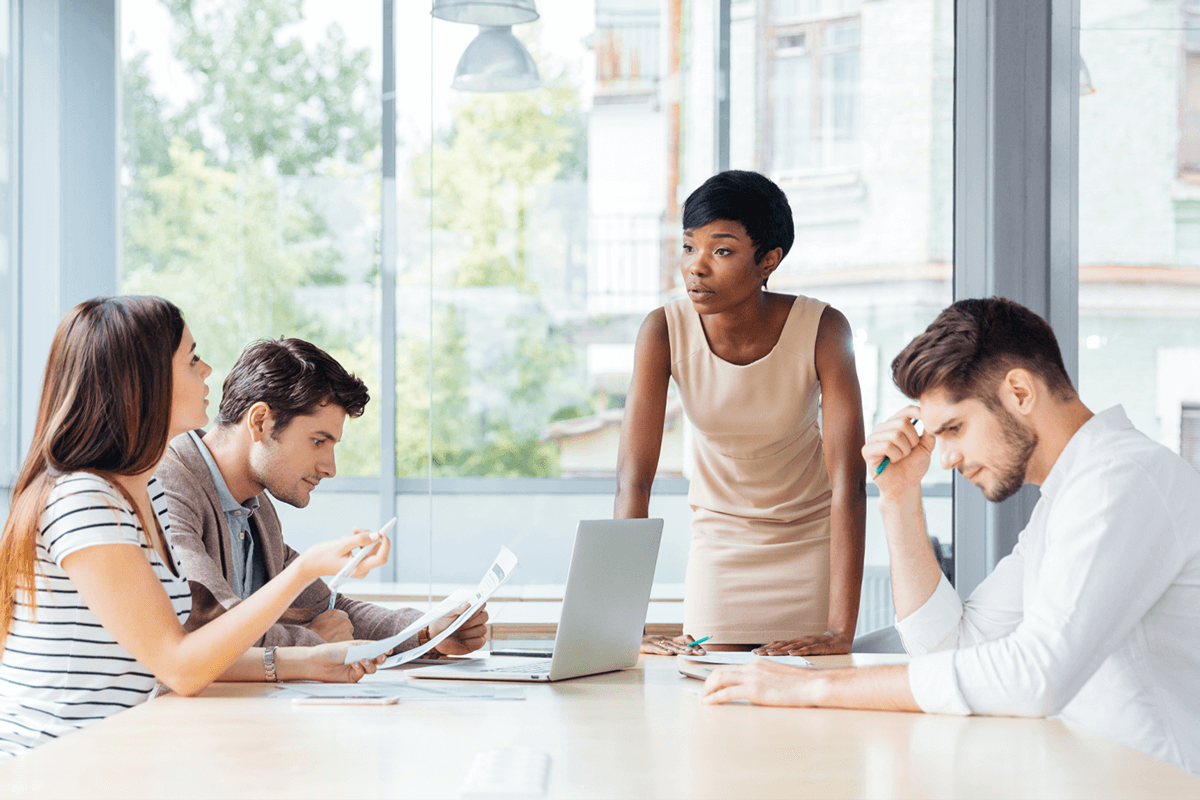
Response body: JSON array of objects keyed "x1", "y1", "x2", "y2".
[
  {"x1": 343, "y1": 547, "x2": 518, "y2": 666},
  {"x1": 678, "y1": 652, "x2": 813, "y2": 668}
]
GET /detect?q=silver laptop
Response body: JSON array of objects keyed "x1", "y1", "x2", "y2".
[{"x1": 408, "y1": 518, "x2": 663, "y2": 683}]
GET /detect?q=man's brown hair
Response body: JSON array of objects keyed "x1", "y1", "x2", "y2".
[
  {"x1": 891, "y1": 297, "x2": 1076, "y2": 407},
  {"x1": 215, "y1": 338, "x2": 369, "y2": 434}
]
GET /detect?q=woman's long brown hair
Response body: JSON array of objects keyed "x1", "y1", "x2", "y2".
[{"x1": 0, "y1": 296, "x2": 184, "y2": 649}]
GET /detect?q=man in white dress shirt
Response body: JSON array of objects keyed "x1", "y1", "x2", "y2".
[{"x1": 701, "y1": 297, "x2": 1200, "y2": 775}]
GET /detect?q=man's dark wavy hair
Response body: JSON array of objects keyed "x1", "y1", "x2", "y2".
[
  {"x1": 682, "y1": 170, "x2": 795, "y2": 273},
  {"x1": 891, "y1": 297, "x2": 1076, "y2": 408},
  {"x1": 216, "y1": 338, "x2": 369, "y2": 435}
]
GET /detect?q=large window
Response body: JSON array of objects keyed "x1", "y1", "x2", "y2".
[
  {"x1": 1078, "y1": 0, "x2": 1200, "y2": 465},
  {"x1": 121, "y1": 0, "x2": 954, "y2": 632},
  {"x1": 121, "y1": 0, "x2": 383, "y2": 477}
]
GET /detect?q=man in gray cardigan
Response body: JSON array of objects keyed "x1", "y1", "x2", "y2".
[{"x1": 157, "y1": 337, "x2": 487, "y2": 653}]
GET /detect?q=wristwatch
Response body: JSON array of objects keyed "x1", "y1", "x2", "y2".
[
  {"x1": 263, "y1": 646, "x2": 278, "y2": 682},
  {"x1": 417, "y1": 627, "x2": 442, "y2": 659}
]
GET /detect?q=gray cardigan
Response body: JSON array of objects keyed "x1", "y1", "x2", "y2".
[{"x1": 156, "y1": 430, "x2": 421, "y2": 649}]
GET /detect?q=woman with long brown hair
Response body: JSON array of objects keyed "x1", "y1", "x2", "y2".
[{"x1": 0, "y1": 296, "x2": 390, "y2": 758}]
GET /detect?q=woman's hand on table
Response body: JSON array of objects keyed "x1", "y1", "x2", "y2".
[
  {"x1": 752, "y1": 629, "x2": 853, "y2": 657},
  {"x1": 641, "y1": 634, "x2": 707, "y2": 656}
]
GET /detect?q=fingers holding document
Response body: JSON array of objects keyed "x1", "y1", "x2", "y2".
[{"x1": 429, "y1": 602, "x2": 490, "y2": 656}]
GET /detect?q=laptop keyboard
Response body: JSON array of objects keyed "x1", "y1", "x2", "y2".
[{"x1": 485, "y1": 659, "x2": 553, "y2": 674}]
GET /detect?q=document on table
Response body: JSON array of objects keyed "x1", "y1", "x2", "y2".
[
  {"x1": 677, "y1": 652, "x2": 813, "y2": 682},
  {"x1": 679, "y1": 652, "x2": 814, "y2": 668},
  {"x1": 270, "y1": 681, "x2": 525, "y2": 702},
  {"x1": 343, "y1": 547, "x2": 518, "y2": 667}
]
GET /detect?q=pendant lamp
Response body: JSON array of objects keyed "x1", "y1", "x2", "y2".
[
  {"x1": 432, "y1": 0, "x2": 539, "y2": 26},
  {"x1": 451, "y1": 26, "x2": 541, "y2": 93}
]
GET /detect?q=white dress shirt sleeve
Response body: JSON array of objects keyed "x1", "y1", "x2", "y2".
[
  {"x1": 907, "y1": 458, "x2": 1186, "y2": 717},
  {"x1": 896, "y1": 543, "x2": 1027, "y2": 657}
]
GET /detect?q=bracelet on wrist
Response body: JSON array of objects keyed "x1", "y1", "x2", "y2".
[{"x1": 263, "y1": 646, "x2": 278, "y2": 683}]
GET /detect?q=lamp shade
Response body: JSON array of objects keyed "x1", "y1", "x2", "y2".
[
  {"x1": 452, "y1": 26, "x2": 541, "y2": 93},
  {"x1": 432, "y1": 0, "x2": 539, "y2": 26}
]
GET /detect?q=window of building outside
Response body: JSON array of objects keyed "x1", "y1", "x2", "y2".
[
  {"x1": 764, "y1": 0, "x2": 862, "y2": 176},
  {"x1": 121, "y1": 0, "x2": 953, "y2": 634},
  {"x1": 1078, "y1": 1, "x2": 1200, "y2": 481}
]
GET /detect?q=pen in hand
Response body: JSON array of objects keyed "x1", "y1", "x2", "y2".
[
  {"x1": 328, "y1": 517, "x2": 397, "y2": 611},
  {"x1": 874, "y1": 418, "x2": 921, "y2": 476}
]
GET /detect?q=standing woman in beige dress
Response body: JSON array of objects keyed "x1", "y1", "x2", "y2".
[{"x1": 615, "y1": 170, "x2": 867, "y2": 655}]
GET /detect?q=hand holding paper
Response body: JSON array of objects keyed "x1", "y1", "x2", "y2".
[
  {"x1": 429, "y1": 603, "x2": 490, "y2": 655},
  {"x1": 344, "y1": 547, "x2": 518, "y2": 666}
]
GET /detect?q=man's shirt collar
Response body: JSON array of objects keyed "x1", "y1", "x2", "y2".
[{"x1": 188, "y1": 430, "x2": 260, "y2": 517}]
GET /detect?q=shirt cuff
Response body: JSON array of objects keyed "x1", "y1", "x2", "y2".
[
  {"x1": 908, "y1": 650, "x2": 972, "y2": 716},
  {"x1": 894, "y1": 572, "x2": 964, "y2": 655}
]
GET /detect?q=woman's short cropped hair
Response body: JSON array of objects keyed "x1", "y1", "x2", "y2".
[
  {"x1": 215, "y1": 338, "x2": 369, "y2": 434},
  {"x1": 682, "y1": 170, "x2": 795, "y2": 265},
  {"x1": 891, "y1": 297, "x2": 1076, "y2": 407}
]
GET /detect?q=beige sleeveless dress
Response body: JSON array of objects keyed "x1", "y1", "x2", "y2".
[{"x1": 666, "y1": 295, "x2": 832, "y2": 644}]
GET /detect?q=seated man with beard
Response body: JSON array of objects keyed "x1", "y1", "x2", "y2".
[{"x1": 702, "y1": 297, "x2": 1200, "y2": 776}]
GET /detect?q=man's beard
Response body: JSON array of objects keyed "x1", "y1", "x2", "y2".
[{"x1": 982, "y1": 407, "x2": 1038, "y2": 503}]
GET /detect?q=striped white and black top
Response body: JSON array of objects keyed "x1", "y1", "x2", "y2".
[{"x1": 0, "y1": 473, "x2": 191, "y2": 760}]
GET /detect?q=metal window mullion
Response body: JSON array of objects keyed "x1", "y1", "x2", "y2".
[
  {"x1": 952, "y1": 0, "x2": 990, "y2": 598},
  {"x1": 1048, "y1": 0, "x2": 1080, "y2": 386},
  {"x1": 380, "y1": 0, "x2": 399, "y2": 578},
  {"x1": 715, "y1": 0, "x2": 730, "y2": 172},
  {"x1": 952, "y1": 0, "x2": 1080, "y2": 596},
  {"x1": 7, "y1": 0, "x2": 20, "y2": 487}
]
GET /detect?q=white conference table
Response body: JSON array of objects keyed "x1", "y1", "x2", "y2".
[{"x1": 0, "y1": 654, "x2": 1197, "y2": 799}]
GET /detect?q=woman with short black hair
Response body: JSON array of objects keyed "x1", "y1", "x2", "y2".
[{"x1": 616, "y1": 170, "x2": 867, "y2": 655}]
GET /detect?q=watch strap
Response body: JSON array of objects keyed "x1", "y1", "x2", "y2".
[{"x1": 263, "y1": 646, "x2": 278, "y2": 682}]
